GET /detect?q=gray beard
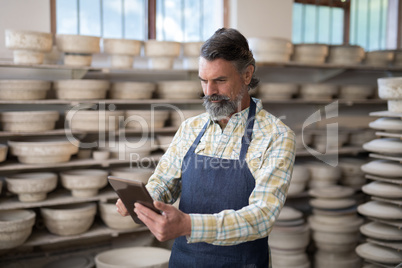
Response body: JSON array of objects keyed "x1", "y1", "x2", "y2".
[{"x1": 202, "y1": 93, "x2": 243, "y2": 121}]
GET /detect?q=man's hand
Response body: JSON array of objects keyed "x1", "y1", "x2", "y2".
[
  {"x1": 134, "y1": 201, "x2": 191, "y2": 242},
  {"x1": 116, "y1": 198, "x2": 129, "y2": 216}
]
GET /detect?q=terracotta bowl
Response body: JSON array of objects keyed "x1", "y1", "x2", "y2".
[
  {"x1": 0, "y1": 144, "x2": 8, "y2": 162},
  {"x1": 0, "y1": 80, "x2": 51, "y2": 100},
  {"x1": 0, "y1": 209, "x2": 36, "y2": 249},
  {"x1": 8, "y1": 137, "x2": 79, "y2": 164},
  {"x1": 124, "y1": 110, "x2": 169, "y2": 130},
  {"x1": 95, "y1": 246, "x2": 171, "y2": 268},
  {"x1": 40, "y1": 203, "x2": 97, "y2": 236},
  {"x1": 170, "y1": 109, "x2": 204, "y2": 127},
  {"x1": 99, "y1": 199, "x2": 141, "y2": 230},
  {"x1": 110, "y1": 82, "x2": 155, "y2": 99},
  {"x1": 110, "y1": 167, "x2": 153, "y2": 185},
  {"x1": 0, "y1": 111, "x2": 59, "y2": 132},
  {"x1": 65, "y1": 110, "x2": 124, "y2": 132},
  {"x1": 60, "y1": 169, "x2": 108, "y2": 197},
  {"x1": 156, "y1": 80, "x2": 202, "y2": 99},
  {"x1": 6, "y1": 172, "x2": 57, "y2": 202},
  {"x1": 53, "y1": 80, "x2": 110, "y2": 100}
]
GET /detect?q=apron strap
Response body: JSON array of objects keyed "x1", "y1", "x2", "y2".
[{"x1": 240, "y1": 98, "x2": 256, "y2": 161}]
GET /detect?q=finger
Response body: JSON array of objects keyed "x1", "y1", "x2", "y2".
[{"x1": 134, "y1": 202, "x2": 162, "y2": 221}]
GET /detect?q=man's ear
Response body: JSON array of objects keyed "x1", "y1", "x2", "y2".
[{"x1": 243, "y1": 65, "x2": 254, "y2": 85}]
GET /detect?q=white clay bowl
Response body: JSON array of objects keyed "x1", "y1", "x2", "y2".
[
  {"x1": 156, "y1": 80, "x2": 202, "y2": 99},
  {"x1": 358, "y1": 201, "x2": 402, "y2": 219},
  {"x1": 308, "y1": 215, "x2": 363, "y2": 233},
  {"x1": 362, "y1": 138, "x2": 402, "y2": 154},
  {"x1": 110, "y1": 82, "x2": 155, "y2": 99},
  {"x1": 103, "y1": 38, "x2": 142, "y2": 56},
  {"x1": 362, "y1": 181, "x2": 402, "y2": 198},
  {"x1": 253, "y1": 51, "x2": 291, "y2": 63},
  {"x1": 309, "y1": 198, "x2": 356, "y2": 210},
  {"x1": 307, "y1": 163, "x2": 342, "y2": 181},
  {"x1": 182, "y1": 41, "x2": 203, "y2": 57},
  {"x1": 53, "y1": 80, "x2": 110, "y2": 100},
  {"x1": 60, "y1": 169, "x2": 108, "y2": 197},
  {"x1": 124, "y1": 110, "x2": 169, "y2": 129},
  {"x1": 365, "y1": 50, "x2": 394, "y2": 65},
  {"x1": 0, "y1": 111, "x2": 59, "y2": 132},
  {"x1": 300, "y1": 83, "x2": 338, "y2": 99},
  {"x1": 313, "y1": 230, "x2": 360, "y2": 244},
  {"x1": 170, "y1": 109, "x2": 204, "y2": 127},
  {"x1": 0, "y1": 80, "x2": 51, "y2": 100},
  {"x1": 288, "y1": 182, "x2": 306, "y2": 196},
  {"x1": 309, "y1": 185, "x2": 355, "y2": 199},
  {"x1": 0, "y1": 144, "x2": 7, "y2": 162},
  {"x1": 105, "y1": 138, "x2": 156, "y2": 160},
  {"x1": 6, "y1": 172, "x2": 57, "y2": 202},
  {"x1": 277, "y1": 206, "x2": 303, "y2": 221},
  {"x1": 99, "y1": 199, "x2": 142, "y2": 230},
  {"x1": 361, "y1": 160, "x2": 402, "y2": 177},
  {"x1": 328, "y1": 45, "x2": 365, "y2": 59},
  {"x1": 248, "y1": 37, "x2": 293, "y2": 54},
  {"x1": 315, "y1": 251, "x2": 361, "y2": 268},
  {"x1": 41, "y1": 203, "x2": 97, "y2": 236},
  {"x1": 92, "y1": 150, "x2": 110, "y2": 161},
  {"x1": 56, "y1": 34, "x2": 100, "y2": 54},
  {"x1": 65, "y1": 110, "x2": 124, "y2": 132},
  {"x1": 388, "y1": 100, "x2": 402, "y2": 112},
  {"x1": 315, "y1": 241, "x2": 357, "y2": 253},
  {"x1": 269, "y1": 224, "x2": 310, "y2": 250},
  {"x1": 356, "y1": 243, "x2": 402, "y2": 265},
  {"x1": 0, "y1": 209, "x2": 36, "y2": 249},
  {"x1": 272, "y1": 252, "x2": 310, "y2": 268},
  {"x1": 144, "y1": 40, "x2": 181, "y2": 57},
  {"x1": 339, "y1": 85, "x2": 374, "y2": 99},
  {"x1": 258, "y1": 83, "x2": 298, "y2": 100},
  {"x1": 360, "y1": 221, "x2": 402, "y2": 241},
  {"x1": 110, "y1": 167, "x2": 153, "y2": 185},
  {"x1": 369, "y1": 117, "x2": 402, "y2": 132},
  {"x1": 8, "y1": 137, "x2": 79, "y2": 164},
  {"x1": 293, "y1": 44, "x2": 329, "y2": 56},
  {"x1": 157, "y1": 135, "x2": 175, "y2": 151},
  {"x1": 377, "y1": 77, "x2": 402, "y2": 100},
  {"x1": 5, "y1": 29, "x2": 52, "y2": 64},
  {"x1": 95, "y1": 246, "x2": 171, "y2": 268}
]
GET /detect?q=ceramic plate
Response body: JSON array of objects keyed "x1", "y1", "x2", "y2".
[
  {"x1": 310, "y1": 198, "x2": 356, "y2": 210},
  {"x1": 360, "y1": 221, "x2": 402, "y2": 241},
  {"x1": 309, "y1": 185, "x2": 355, "y2": 199},
  {"x1": 357, "y1": 201, "x2": 402, "y2": 220},
  {"x1": 362, "y1": 181, "x2": 402, "y2": 198},
  {"x1": 362, "y1": 138, "x2": 402, "y2": 155},
  {"x1": 356, "y1": 243, "x2": 402, "y2": 264},
  {"x1": 369, "y1": 117, "x2": 402, "y2": 131},
  {"x1": 361, "y1": 160, "x2": 402, "y2": 178}
]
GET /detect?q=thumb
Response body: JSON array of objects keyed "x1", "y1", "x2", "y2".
[{"x1": 154, "y1": 200, "x2": 169, "y2": 212}]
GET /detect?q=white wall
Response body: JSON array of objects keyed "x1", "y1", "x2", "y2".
[
  {"x1": 0, "y1": 0, "x2": 51, "y2": 60},
  {"x1": 229, "y1": 0, "x2": 293, "y2": 40}
]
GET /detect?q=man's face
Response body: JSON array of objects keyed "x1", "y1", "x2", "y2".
[{"x1": 198, "y1": 58, "x2": 249, "y2": 120}]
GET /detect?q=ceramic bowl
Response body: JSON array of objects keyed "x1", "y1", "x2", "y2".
[
  {"x1": 369, "y1": 117, "x2": 402, "y2": 132},
  {"x1": 124, "y1": 110, "x2": 169, "y2": 130},
  {"x1": 6, "y1": 172, "x2": 57, "y2": 202},
  {"x1": 299, "y1": 83, "x2": 338, "y2": 99},
  {"x1": 77, "y1": 148, "x2": 92, "y2": 159},
  {"x1": 53, "y1": 80, "x2": 110, "y2": 100},
  {"x1": 358, "y1": 201, "x2": 402, "y2": 219},
  {"x1": 362, "y1": 181, "x2": 402, "y2": 199},
  {"x1": 182, "y1": 56, "x2": 200, "y2": 70},
  {"x1": 272, "y1": 252, "x2": 310, "y2": 268},
  {"x1": 349, "y1": 130, "x2": 377, "y2": 146},
  {"x1": 361, "y1": 160, "x2": 402, "y2": 177},
  {"x1": 157, "y1": 135, "x2": 175, "y2": 151},
  {"x1": 291, "y1": 164, "x2": 310, "y2": 183},
  {"x1": 312, "y1": 230, "x2": 360, "y2": 244},
  {"x1": 388, "y1": 100, "x2": 402, "y2": 112},
  {"x1": 253, "y1": 51, "x2": 291, "y2": 63},
  {"x1": 365, "y1": 50, "x2": 394, "y2": 66},
  {"x1": 0, "y1": 111, "x2": 59, "y2": 132},
  {"x1": 293, "y1": 44, "x2": 329, "y2": 56},
  {"x1": 328, "y1": 45, "x2": 365, "y2": 59},
  {"x1": 156, "y1": 80, "x2": 202, "y2": 99},
  {"x1": 92, "y1": 150, "x2": 110, "y2": 161},
  {"x1": 105, "y1": 138, "x2": 156, "y2": 160},
  {"x1": 0, "y1": 80, "x2": 51, "y2": 100},
  {"x1": 309, "y1": 198, "x2": 356, "y2": 210},
  {"x1": 377, "y1": 77, "x2": 402, "y2": 100},
  {"x1": 110, "y1": 167, "x2": 153, "y2": 185},
  {"x1": 95, "y1": 246, "x2": 171, "y2": 268},
  {"x1": 110, "y1": 82, "x2": 155, "y2": 99},
  {"x1": 307, "y1": 162, "x2": 342, "y2": 181},
  {"x1": 309, "y1": 185, "x2": 355, "y2": 199},
  {"x1": 144, "y1": 40, "x2": 181, "y2": 57},
  {"x1": 60, "y1": 169, "x2": 108, "y2": 197},
  {"x1": 103, "y1": 38, "x2": 142, "y2": 68},
  {"x1": 5, "y1": 29, "x2": 53, "y2": 64},
  {"x1": 257, "y1": 83, "x2": 299, "y2": 100},
  {"x1": 338, "y1": 85, "x2": 374, "y2": 99},
  {"x1": 99, "y1": 199, "x2": 141, "y2": 230},
  {"x1": 356, "y1": 243, "x2": 402, "y2": 265},
  {"x1": 360, "y1": 221, "x2": 402, "y2": 241},
  {"x1": 314, "y1": 251, "x2": 361, "y2": 268},
  {"x1": 56, "y1": 34, "x2": 100, "y2": 54},
  {"x1": 8, "y1": 137, "x2": 79, "y2": 164},
  {"x1": 0, "y1": 209, "x2": 36, "y2": 249},
  {"x1": 308, "y1": 215, "x2": 363, "y2": 233},
  {"x1": 65, "y1": 110, "x2": 124, "y2": 132},
  {"x1": 288, "y1": 182, "x2": 306, "y2": 196},
  {"x1": 277, "y1": 206, "x2": 303, "y2": 221},
  {"x1": 41, "y1": 203, "x2": 97, "y2": 236},
  {"x1": 314, "y1": 241, "x2": 357, "y2": 253},
  {"x1": 248, "y1": 37, "x2": 293, "y2": 54},
  {"x1": 182, "y1": 42, "x2": 204, "y2": 57},
  {"x1": 0, "y1": 144, "x2": 8, "y2": 162},
  {"x1": 147, "y1": 57, "x2": 176, "y2": 70},
  {"x1": 170, "y1": 109, "x2": 204, "y2": 127},
  {"x1": 269, "y1": 224, "x2": 310, "y2": 250},
  {"x1": 362, "y1": 138, "x2": 402, "y2": 155}
]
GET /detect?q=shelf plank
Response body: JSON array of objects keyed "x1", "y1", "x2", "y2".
[
  {"x1": 366, "y1": 174, "x2": 402, "y2": 185},
  {"x1": 369, "y1": 153, "x2": 402, "y2": 163}
]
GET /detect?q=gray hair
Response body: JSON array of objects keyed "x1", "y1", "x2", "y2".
[{"x1": 200, "y1": 28, "x2": 259, "y2": 89}]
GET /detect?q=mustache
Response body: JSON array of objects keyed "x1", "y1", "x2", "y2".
[{"x1": 202, "y1": 94, "x2": 230, "y2": 102}]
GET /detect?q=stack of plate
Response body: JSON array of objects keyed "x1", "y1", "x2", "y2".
[
  {"x1": 364, "y1": 50, "x2": 394, "y2": 67},
  {"x1": 248, "y1": 37, "x2": 293, "y2": 63},
  {"x1": 327, "y1": 45, "x2": 365, "y2": 65},
  {"x1": 292, "y1": 44, "x2": 329, "y2": 64},
  {"x1": 306, "y1": 162, "x2": 342, "y2": 189},
  {"x1": 287, "y1": 164, "x2": 310, "y2": 197},
  {"x1": 269, "y1": 206, "x2": 311, "y2": 268},
  {"x1": 378, "y1": 77, "x2": 402, "y2": 113},
  {"x1": 308, "y1": 186, "x2": 363, "y2": 268}
]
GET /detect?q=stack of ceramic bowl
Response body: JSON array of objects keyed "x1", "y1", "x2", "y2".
[
  {"x1": 248, "y1": 37, "x2": 293, "y2": 63},
  {"x1": 288, "y1": 164, "x2": 310, "y2": 197},
  {"x1": 124, "y1": 110, "x2": 169, "y2": 130},
  {"x1": 103, "y1": 38, "x2": 142, "y2": 68},
  {"x1": 65, "y1": 109, "x2": 124, "y2": 132},
  {"x1": 338, "y1": 157, "x2": 367, "y2": 190},
  {"x1": 40, "y1": 203, "x2": 97, "y2": 236},
  {"x1": 0, "y1": 209, "x2": 36, "y2": 249},
  {"x1": 292, "y1": 44, "x2": 329, "y2": 64},
  {"x1": 306, "y1": 162, "x2": 342, "y2": 189},
  {"x1": 0, "y1": 80, "x2": 51, "y2": 100},
  {"x1": 5, "y1": 172, "x2": 57, "y2": 202},
  {"x1": 56, "y1": 34, "x2": 100, "y2": 66},
  {"x1": 257, "y1": 83, "x2": 298, "y2": 100},
  {"x1": 110, "y1": 82, "x2": 156, "y2": 99},
  {"x1": 104, "y1": 137, "x2": 156, "y2": 160},
  {"x1": 0, "y1": 110, "x2": 59, "y2": 132},
  {"x1": 338, "y1": 85, "x2": 374, "y2": 100},
  {"x1": 156, "y1": 80, "x2": 202, "y2": 99},
  {"x1": 170, "y1": 109, "x2": 204, "y2": 127},
  {"x1": 144, "y1": 40, "x2": 181, "y2": 69},
  {"x1": 157, "y1": 135, "x2": 175, "y2": 152},
  {"x1": 8, "y1": 137, "x2": 79, "y2": 164},
  {"x1": 110, "y1": 167, "x2": 153, "y2": 184},
  {"x1": 364, "y1": 50, "x2": 394, "y2": 67},
  {"x1": 60, "y1": 169, "x2": 108, "y2": 197},
  {"x1": 299, "y1": 83, "x2": 338, "y2": 100},
  {"x1": 53, "y1": 79, "x2": 110, "y2": 100},
  {"x1": 327, "y1": 45, "x2": 365, "y2": 65},
  {"x1": 5, "y1": 29, "x2": 52, "y2": 64},
  {"x1": 99, "y1": 199, "x2": 142, "y2": 230},
  {"x1": 378, "y1": 77, "x2": 402, "y2": 113},
  {"x1": 269, "y1": 206, "x2": 310, "y2": 268},
  {"x1": 308, "y1": 186, "x2": 363, "y2": 268},
  {"x1": 182, "y1": 41, "x2": 203, "y2": 69}
]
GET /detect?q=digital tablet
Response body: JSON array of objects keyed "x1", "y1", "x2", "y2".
[{"x1": 108, "y1": 176, "x2": 160, "y2": 224}]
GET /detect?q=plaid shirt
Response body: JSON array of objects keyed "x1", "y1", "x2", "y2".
[{"x1": 146, "y1": 98, "x2": 296, "y2": 259}]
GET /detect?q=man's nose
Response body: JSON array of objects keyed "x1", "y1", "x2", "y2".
[{"x1": 205, "y1": 82, "x2": 218, "y2": 96}]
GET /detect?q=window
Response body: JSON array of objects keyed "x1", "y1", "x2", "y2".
[{"x1": 55, "y1": 0, "x2": 223, "y2": 41}]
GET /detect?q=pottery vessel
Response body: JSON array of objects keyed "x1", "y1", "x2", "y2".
[
  {"x1": 369, "y1": 117, "x2": 402, "y2": 132},
  {"x1": 361, "y1": 159, "x2": 402, "y2": 177},
  {"x1": 327, "y1": 45, "x2": 365, "y2": 65},
  {"x1": 124, "y1": 110, "x2": 169, "y2": 130},
  {"x1": 110, "y1": 167, "x2": 153, "y2": 184},
  {"x1": 65, "y1": 110, "x2": 124, "y2": 132},
  {"x1": 41, "y1": 203, "x2": 97, "y2": 236},
  {"x1": 0, "y1": 209, "x2": 36, "y2": 249},
  {"x1": 364, "y1": 50, "x2": 394, "y2": 66},
  {"x1": 355, "y1": 242, "x2": 402, "y2": 265},
  {"x1": 0, "y1": 80, "x2": 51, "y2": 100},
  {"x1": 144, "y1": 40, "x2": 181, "y2": 69},
  {"x1": 362, "y1": 138, "x2": 402, "y2": 154},
  {"x1": 362, "y1": 181, "x2": 402, "y2": 199},
  {"x1": 338, "y1": 85, "x2": 374, "y2": 99},
  {"x1": 299, "y1": 83, "x2": 338, "y2": 99},
  {"x1": 99, "y1": 199, "x2": 141, "y2": 230},
  {"x1": 358, "y1": 201, "x2": 402, "y2": 219},
  {"x1": 6, "y1": 172, "x2": 57, "y2": 202},
  {"x1": 110, "y1": 82, "x2": 155, "y2": 99},
  {"x1": 387, "y1": 100, "x2": 402, "y2": 112},
  {"x1": 292, "y1": 44, "x2": 329, "y2": 64},
  {"x1": 377, "y1": 77, "x2": 402, "y2": 100},
  {"x1": 92, "y1": 150, "x2": 110, "y2": 161},
  {"x1": 53, "y1": 80, "x2": 110, "y2": 100},
  {"x1": 156, "y1": 80, "x2": 202, "y2": 99},
  {"x1": 269, "y1": 224, "x2": 310, "y2": 250},
  {"x1": 314, "y1": 250, "x2": 361, "y2": 268},
  {"x1": 60, "y1": 169, "x2": 108, "y2": 197},
  {"x1": 0, "y1": 111, "x2": 59, "y2": 132},
  {"x1": 257, "y1": 83, "x2": 298, "y2": 100},
  {"x1": 103, "y1": 38, "x2": 142, "y2": 68},
  {"x1": 182, "y1": 42, "x2": 203, "y2": 57},
  {"x1": 56, "y1": 34, "x2": 100, "y2": 66},
  {"x1": 105, "y1": 138, "x2": 156, "y2": 160},
  {"x1": 272, "y1": 252, "x2": 310, "y2": 268}
]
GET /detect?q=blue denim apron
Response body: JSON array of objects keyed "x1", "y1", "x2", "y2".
[{"x1": 169, "y1": 99, "x2": 269, "y2": 267}]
